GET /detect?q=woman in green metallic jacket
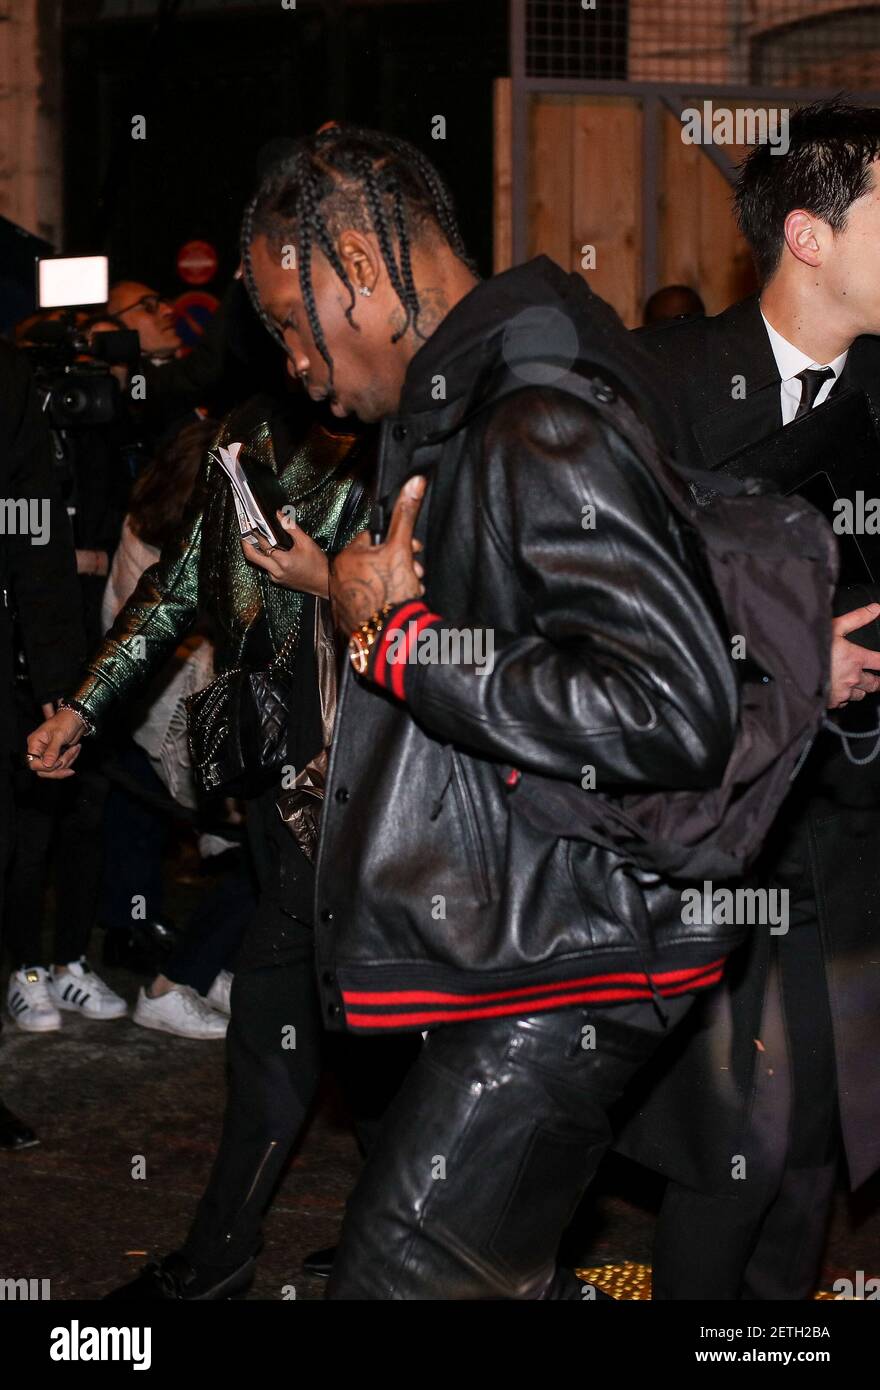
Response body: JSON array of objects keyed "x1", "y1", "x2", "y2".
[
  {"x1": 29, "y1": 393, "x2": 370, "y2": 760},
  {"x1": 24, "y1": 390, "x2": 413, "y2": 1300}
]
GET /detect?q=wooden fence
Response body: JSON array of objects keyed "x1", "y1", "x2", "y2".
[{"x1": 494, "y1": 79, "x2": 760, "y2": 327}]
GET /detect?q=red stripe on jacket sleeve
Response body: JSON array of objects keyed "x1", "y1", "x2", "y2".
[
  {"x1": 369, "y1": 600, "x2": 427, "y2": 691},
  {"x1": 369, "y1": 601, "x2": 442, "y2": 701}
]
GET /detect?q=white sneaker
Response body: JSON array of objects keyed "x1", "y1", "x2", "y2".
[
  {"x1": 7, "y1": 967, "x2": 62, "y2": 1032},
  {"x1": 205, "y1": 970, "x2": 233, "y2": 1017},
  {"x1": 133, "y1": 984, "x2": 228, "y2": 1040},
  {"x1": 49, "y1": 958, "x2": 127, "y2": 1020}
]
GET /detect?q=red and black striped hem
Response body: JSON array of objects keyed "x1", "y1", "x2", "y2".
[
  {"x1": 369, "y1": 600, "x2": 442, "y2": 701},
  {"x1": 338, "y1": 957, "x2": 726, "y2": 1030}
]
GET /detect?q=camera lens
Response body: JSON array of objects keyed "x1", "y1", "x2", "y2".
[{"x1": 61, "y1": 386, "x2": 87, "y2": 415}]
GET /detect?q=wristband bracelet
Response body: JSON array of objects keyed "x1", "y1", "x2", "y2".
[
  {"x1": 348, "y1": 603, "x2": 394, "y2": 675},
  {"x1": 57, "y1": 697, "x2": 96, "y2": 739}
]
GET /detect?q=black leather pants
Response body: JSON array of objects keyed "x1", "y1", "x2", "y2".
[
  {"x1": 180, "y1": 908, "x2": 419, "y2": 1276},
  {"x1": 328, "y1": 1000, "x2": 688, "y2": 1300},
  {"x1": 181, "y1": 942, "x2": 324, "y2": 1274}
]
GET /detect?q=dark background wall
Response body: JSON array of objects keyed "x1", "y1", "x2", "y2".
[{"x1": 62, "y1": 0, "x2": 508, "y2": 297}]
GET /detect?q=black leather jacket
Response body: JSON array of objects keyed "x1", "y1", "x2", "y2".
[{"x1": 314, "y1": 259, "x2": 740, "y2": 1034}]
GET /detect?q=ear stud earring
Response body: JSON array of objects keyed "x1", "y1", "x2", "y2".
[{"x1": 358, "y1": 285, "x2": 373, "y2": 297}]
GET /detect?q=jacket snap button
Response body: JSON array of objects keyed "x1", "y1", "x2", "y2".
[
  {"x1": 320, "y1": 909, "x2": 334, "y2": 923},
  {"x1": 334, "y1": 786, "x2": 350, "y2": 803},
  {"x1": 327, "y1": 1003, "x2": 341, "y2": 1018},
  {"x1": 392, "y1": 423, "x2": 407, "y2": 441},
  {"x1": 592, "y1": 381, "x2": 616, "y2": 404}
]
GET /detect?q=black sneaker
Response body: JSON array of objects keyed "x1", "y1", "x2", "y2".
[
  {"x1": 102, "y1": 919, "x2": 183, "y2": 977},
  {"x1": 104, "y1": 1251, "x2": 256, "y2": 1300},
  {"x1": 0, "y1": 1099, "x2": 39, "y2": 1151}
]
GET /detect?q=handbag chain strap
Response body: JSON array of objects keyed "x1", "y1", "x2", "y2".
[
  {"x1": 271, "y1": 620, "x2": 300, "y2": 675},
  {"x1": 189, "y1": 617, "x2": 299, "y2": 709}
]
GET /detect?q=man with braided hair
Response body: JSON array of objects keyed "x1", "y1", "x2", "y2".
[
  {"x1": 240, "y1": 125, "x2": 479, "y2": 424},
  {"x1": 243, "y1": 124, "x2": 741, "y2": 1300}
]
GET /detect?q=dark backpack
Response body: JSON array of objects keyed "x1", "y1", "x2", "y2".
[{"x1": 492, "y1": 367, "x2": 839, "y2": 881}]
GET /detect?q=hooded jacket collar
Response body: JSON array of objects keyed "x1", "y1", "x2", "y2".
[{"x1": 397, "y1": 256, "x2": 677, "y2": 451}]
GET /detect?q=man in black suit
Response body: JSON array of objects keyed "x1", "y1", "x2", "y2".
[
  {"x1": 0, "y1": 341, "x2": 86, "y2": 1147},
  {"x1": 617, "y1": 99, "x2": 880, "y2": 1299}
]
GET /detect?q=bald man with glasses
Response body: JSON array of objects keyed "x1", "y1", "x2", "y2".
[{"x1": 107, "y1": 282, "x2": 182, "y2": 362}]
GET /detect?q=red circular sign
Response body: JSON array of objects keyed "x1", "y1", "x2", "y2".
[
  {"x1": 174, "y1": 290, "x2": 219, "y2": 349},
  {"x1": 176, "y1": 239, "x2": 219, "y2": 286}
]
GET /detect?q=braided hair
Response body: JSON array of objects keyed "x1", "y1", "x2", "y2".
[{"x1": 240, "y1": 124, "x2": 476, "y2": 384}]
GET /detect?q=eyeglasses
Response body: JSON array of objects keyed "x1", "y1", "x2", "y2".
[{"x1": 115, "y1": 294, "x2": 168, "y2": 317}]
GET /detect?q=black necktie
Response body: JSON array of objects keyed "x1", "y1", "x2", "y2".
[{"x1": 794, "y1": 366, "x2": 835, "y2": 419}]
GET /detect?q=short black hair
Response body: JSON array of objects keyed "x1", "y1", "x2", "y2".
[
  {"x1": 241, "y1": 124, "x2": 475, "y2": 383},
  {"x1": 734, "y1": 98, "x2": 880, "y2": 282}
]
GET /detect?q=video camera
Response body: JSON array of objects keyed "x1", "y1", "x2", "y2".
[{"x1": 22, "y1": 256, "x2": 140, "y2": 428}]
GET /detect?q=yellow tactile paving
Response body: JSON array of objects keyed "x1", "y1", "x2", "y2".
[{"x1": 576, "y1": 1263, "x2": 841, "y2": 1300}]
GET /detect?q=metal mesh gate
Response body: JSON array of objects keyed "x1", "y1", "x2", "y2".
[
  {"x1": 522, "y1": 0, "x2": 880, "y2": 86},
  {"x1": 509, "y1": 0, "x2": 880, "y2": 278}
]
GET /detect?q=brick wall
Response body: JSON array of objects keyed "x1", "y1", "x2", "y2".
[{"x1": 0, "y1": 0, "x2": 62, "y2": 245}]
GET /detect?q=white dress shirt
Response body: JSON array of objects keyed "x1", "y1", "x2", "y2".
[{"x1": 760, "y1": 309, "x2": 848, "y2": 426}]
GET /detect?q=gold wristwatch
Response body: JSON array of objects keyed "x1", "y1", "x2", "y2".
[{"x1": 349, "y1": 603, "x2": 394, "y2": 675}]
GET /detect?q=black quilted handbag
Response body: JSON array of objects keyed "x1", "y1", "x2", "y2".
[{"x1": 185, "y1": 625, "x2": 296, "y2": 799}]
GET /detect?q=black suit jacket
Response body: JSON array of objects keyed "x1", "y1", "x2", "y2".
[
  {"x1": 615, "y1": 297, "x2": 880, "y2": 1192},
  {"x1": 0, "y1": 343, "x2": 85, "y2": 738},
  {"x1": 638, "y1": 292, "x2": 880, "y2": 469},
  {"x1": 0, "y1": 344, "x2": 86, "y2": 932},
  {"x1": 639, "y1": 293, "x2": 880, "y2": 765}
]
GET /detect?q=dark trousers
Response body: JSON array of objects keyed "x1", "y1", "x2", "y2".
[
  {"x1": 5, "y1": 753, "x2": 108, "y2": 968},
  {"x1": 653, "y1": 890, "x2": 839, "y2": 1301},
  {"x1": 100, "y1": 742, "x2": 169, "y2": 936},
  {"x1": 181, "y1": 903, "x2": 418, "y2": 1273},
  {"x1": 164, "y1": 854, "x2": 254, "y2": 995},
  {"x1": 327, "y1": 999, "x2": 687, "y2": 1300}
]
